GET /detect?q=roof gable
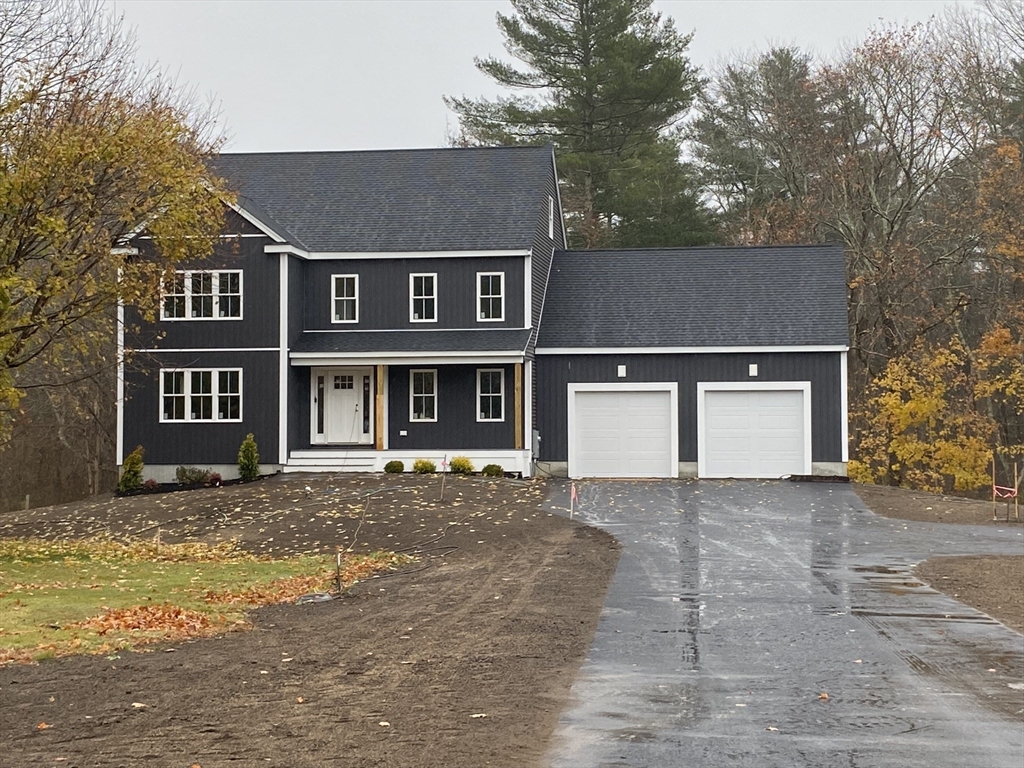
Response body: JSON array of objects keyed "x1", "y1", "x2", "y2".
[
  {"x1": 537, "y1": 245, "x2": 849, "y2": 349},
  {"x1": 209, "y1": 146, "x2": 555, "y2": 253}
]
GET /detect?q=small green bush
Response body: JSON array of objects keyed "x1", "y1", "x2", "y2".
[
  {"x1": 175, "y1": 466, "x2": 212, "y2": 485},
  {"x1": 481, "y1": 463, "x2": 504, "y2": 477},
  {"x1": 384, "y1": 460, "x2": 405, "y2": 474},
  {"x1": 449, "y1": 456, "x2": 474, "y2": 474},
  {"x1": 118, "y1": 446, "x2": 145, "y2": 493},
  {"x1": 238, "y1": 433, "x2": 260, "y2": 481},
  {"x1": 413, "y1": 458, "x2": 436, "y2": 474}
]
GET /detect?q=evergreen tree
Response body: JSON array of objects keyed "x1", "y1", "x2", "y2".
[{"x1": 446, "y1": 0, "x2": 716, "y2": 248}]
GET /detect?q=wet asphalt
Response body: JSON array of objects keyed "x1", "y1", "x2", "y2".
[{"x1": 544, "y1": 480, "x2": 1024, "y2": 768}]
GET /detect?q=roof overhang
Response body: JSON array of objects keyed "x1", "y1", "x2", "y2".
[
  {"x1": 290, "y1": 351, "x2": 526, "y2": 366},
  {"x1": 226, "y1": 200, "x2": 288, "y2": 242},
  {"x1": 265, "y1": 244, "x2": 531, "y2": 260},
  {"x1": 535, "y1": 345, "x2": 849, "y2": 355}
]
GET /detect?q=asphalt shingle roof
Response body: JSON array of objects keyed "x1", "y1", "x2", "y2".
[
  {"x1": 291, "y1": 329, "x2": 533, "y2": 355},
  {"x1": 210, "y1": 146, "x2": 553, "y2": 252},
  {"x1": 537, "y1": 245, "x2": 848, "y2": 348}
]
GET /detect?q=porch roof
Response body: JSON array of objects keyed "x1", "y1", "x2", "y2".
[{"x1": 289, "y1": 329, "x2": 532, "y2": 361}]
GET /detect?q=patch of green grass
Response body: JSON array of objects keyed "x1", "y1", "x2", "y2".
[{"x1": 0, "y1": 538, "x2": 404, "y2": 663}]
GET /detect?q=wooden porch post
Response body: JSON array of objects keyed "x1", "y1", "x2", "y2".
[
  {"x1": 514, "y1": 363, "x2": 523, "y2": 450},
  {"x1": 375, "y1": 365, "x2": 385, "y2": 450}
]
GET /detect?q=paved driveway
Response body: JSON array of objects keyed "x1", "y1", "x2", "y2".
[{"x1": 545, "y1": 481, "x2": 1024, "y2": 768}]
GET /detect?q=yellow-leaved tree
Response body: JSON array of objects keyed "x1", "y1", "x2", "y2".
[
  {"x1": 0, "y1": 0, "x2": 231, "y2": 440},
  {"x1": 849, "y1": 340, "x2": 997, "y2": 493}
]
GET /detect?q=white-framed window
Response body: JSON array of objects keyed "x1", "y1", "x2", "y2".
[
  {"x1": 161, "y1": 270, "x2": 242, "y2": 320},
  {"x1": 477, "y1": 272, "x2": 504, "y2": 322},
  {"x1": 410, "y1": 273, "x2": 437, "y2": 322},
  {"x1": 160, "y1": 368, "x2": 242, "y2": 422},
  {"x1": 548, "y1": 196, "x2": 555, "y2": 239},
  {"x1": 477, "y1": 368, "x2": 504, "y2": 422},
  {"x1": 410, "y1": 369, "x2": 437, "y2": 422},
  {"x1": 332, "y1": 274, "x2": 358, "y2": 323}
]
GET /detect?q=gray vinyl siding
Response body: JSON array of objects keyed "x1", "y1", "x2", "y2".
[
  {"x1": 288, "y1": 365, "x2": 312, "y2": 451},
  {"x1": 123, "y1": 350, "x2": 281, "y2": 465},
  {"x1": 387, "y1": 364, "x2": 516, "y2": 450},
  {"x1": 302, "y1": 257, "x2": 526, "y2": 330},
  {"x1": 535, "y1": 352, "x2": 844, "y2": 463}
]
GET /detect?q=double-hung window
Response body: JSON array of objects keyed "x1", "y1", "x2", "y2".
[
  {"x1": 333, "y1": 274, "x2": 358, "y2": 323},
  {"x1": 477, "y1": 369, "x2": 504, "y2": 422},
  {"x1": 161, "y1": 368, "x2": 242, "y2": 422},
  {"x1": 161, "y1": 270, "x2": 242, "y2": 320},
  {"x1": 410, "y1": 369, "x2": 437, "y2": 422},
  {"x1": 477, "y1": 272, "x2": 504, "y2": 322},
  {"x1": 410, "y1": 273, "x2": 436, "y2": 322}
]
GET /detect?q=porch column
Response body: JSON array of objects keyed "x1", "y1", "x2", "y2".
[
  {"x1": 375, "y1": 365, "x2": 385, "y2": 450},
  {"x1": 514, "y1": 362, "x2": 523, "y2": 450}
]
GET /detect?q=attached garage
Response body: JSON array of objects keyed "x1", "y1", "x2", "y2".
[
  {"x1": 697, "y1": 382, "x2": 812, "y2": 478},
  {"x1": 567, "y1": 384, "x2": 678, "y2": 478}
]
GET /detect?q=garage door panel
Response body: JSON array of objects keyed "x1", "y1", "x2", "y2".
[
  {"x1": 571, "y1": 389, "x2": 675, "y2": 478},
  {"x1": 702, "y1": 388, "x2": 808, "y2": 478}
]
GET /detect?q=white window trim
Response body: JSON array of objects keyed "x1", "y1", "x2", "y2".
[
  {"x1": 477, "y1": 271, "x2": 505, "y2": 323},
  {"x1": 695, "y1": 381, "x2": 813, "y2": 479},
  {"x1": 160, "y1": 270, "x2": 243, "y2": 321},
  {"x1": 476, "y1": 368, "x2": 505, "y2": 423},
  {"x1": 409, "y1": 272, "x2": 438, "y2": 323},
  {"x1": 409, "y1": 368, "x2": 438, "y2": 423},
  {"x1": 331, "y1": 274, "x2": 359, "y2": 324},
  {"x1": 159, "y1": 367, "x2": 243, "y2": 423}
]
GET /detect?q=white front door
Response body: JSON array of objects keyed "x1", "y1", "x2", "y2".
[{"x1": 312, "y1": 368, "x2": 374, "y2": 445}]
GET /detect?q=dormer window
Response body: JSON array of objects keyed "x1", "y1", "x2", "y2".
[
  {"x1": 410, "y1": 273, "x2": 437, "y2": 322},
  {"x1": 548, "y1": 196, "x2": 555, "y2": 239},
  {"x1": 332, "y1": 274, "x2": 358, "y2": 323},
  {"x1": 477, "y1": 272, "x2": 504, "y2": 322}
]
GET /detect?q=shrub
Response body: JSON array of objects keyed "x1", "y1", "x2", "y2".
[
  {"x1": 176, "y1": 466, "x2": 212, "y2": 485},
  {"x1": 384, "y1": 460, "x2": 405, "y2": 474},
  {"x1": 238, "y1": 433, "x2": 260, "y2": 481},
  {"x1": 481, "y1": 463, "x2": 503, "y2": 477},
  {"x1": 449, "y1": 456, "x2": 474, "y2": 474},
  {"x1": 142, "y1": 478, "x2": 160, "y2": 491},
  {"x1": 209, "y1": 472, "x2": 222, "y2": 486},
  {"x1": 413, "y1": 458, "x2": 436, "y2": 474},
  {"x1": 118, "y1": 446, "x2": 145, "y2": 493}
]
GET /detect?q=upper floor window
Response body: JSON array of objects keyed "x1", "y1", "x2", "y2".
[
  {"x1": 410, "y1": 273, "x2": 437, "y2": 322},
  {"x1": 332, "y1": 274, "x2": 358, "y2": 323},
  {"x1": 548, "y1": 196, "x2": 555, "y2": 239},
  {"x1": 477, "y1": 272, "x2": 504, "y2": 322},
  {"x1": 161, "y1": 368, "x2": 242, "y2": 422},
  {"x1": 161, "y1": 270, "x2": 242, "y2": 320}
]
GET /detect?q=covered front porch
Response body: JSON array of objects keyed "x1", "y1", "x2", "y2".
[{"x1": 285, "y1": 329, "x2": 533, "y2": 476}]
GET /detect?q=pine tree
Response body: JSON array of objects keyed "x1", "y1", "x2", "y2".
[{"x1": 446, "y1": 0, "x2": 715, "y2": 248}]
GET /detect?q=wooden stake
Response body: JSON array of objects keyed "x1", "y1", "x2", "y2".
[{"x1": 993, "y1": 452, "x2": 998, "y2": 520}]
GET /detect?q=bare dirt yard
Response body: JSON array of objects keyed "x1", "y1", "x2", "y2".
[
  {"x1": 0, "y1": 474, "x2": 620, "y2": 768},
  {"x1": 853, "y1": 483, "x2": 1023, "y2": 634}
]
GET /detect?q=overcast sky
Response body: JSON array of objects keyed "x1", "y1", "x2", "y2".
[{"x1": 110, "y1": 0, "x2": 965, "y2": 153}]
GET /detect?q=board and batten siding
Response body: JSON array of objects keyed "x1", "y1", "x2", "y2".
[
  {"x1": 387, "y1": 364, "x2": 516, "y2": 451},
  {"x1": 122, "y1": 350, "x2": 281, "y2": 466},
  {"x1": 535, "y1": 352, "x2": 844, "y2": 463},
  {"x1": 302, "y1": 257, "x2": 526, "y2": 331}
]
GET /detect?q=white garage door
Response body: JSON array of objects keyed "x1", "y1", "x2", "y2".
[
  {"x1": 570, "y1": 388, "x2": 675, "y2": 478},
  {"x1": 700, "y1": 388, "x2": 809, "y2": 478}
]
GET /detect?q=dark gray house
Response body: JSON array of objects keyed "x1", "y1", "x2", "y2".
[{"x1": 118, "y1": 146, "x2": 849, "y2": 481}]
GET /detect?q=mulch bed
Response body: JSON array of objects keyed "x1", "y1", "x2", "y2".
[
  {"x1": 853, "y1": 482, "x2": 1023, "y2": 635},
  {"x1": 0, "y1": 474, "x2": 621, "y2": 767}
]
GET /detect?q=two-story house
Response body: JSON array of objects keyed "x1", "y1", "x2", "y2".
[
  {"x1": 119, "y1": 146, "x2": 850, "y2": 482},
  {"x1": 120, "y1": 146, "x2": 561, "y2": 479}
]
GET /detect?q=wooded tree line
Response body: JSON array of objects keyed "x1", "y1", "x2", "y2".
[{"x1": 449, "y1": 0, "x2": 1024, "y2": 493}]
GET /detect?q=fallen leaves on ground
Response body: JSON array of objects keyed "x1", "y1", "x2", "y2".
[{"x1": 69, "y1": 604, "x2": 219, "y2": 637}]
